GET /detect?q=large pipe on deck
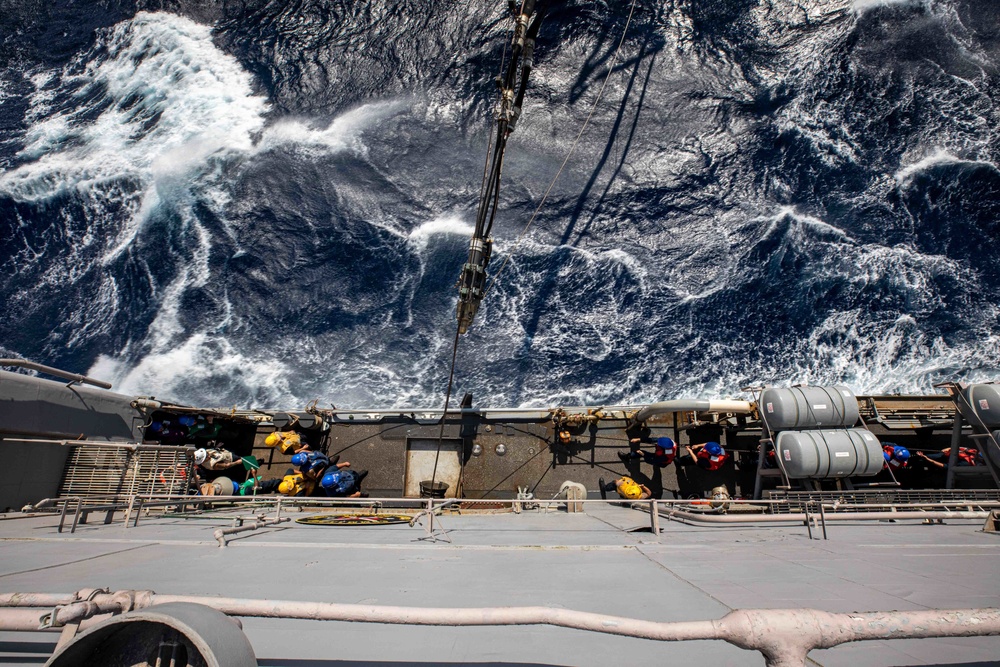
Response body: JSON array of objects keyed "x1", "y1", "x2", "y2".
[
  {"x1": 0, "y1": 591, "x2": 997, "y2": 667},
  {"x1": 634, "y1": 399, "x2": 753, "y2": 423},
  {"x1": 660, "y1": 508, "x2": 989, "y2": 525},
  {"x1": 0, "y1": 360, "x2": 112, "y2": 389}
]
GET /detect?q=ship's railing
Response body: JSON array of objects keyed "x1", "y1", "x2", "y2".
[
  {"x1": 765, "y1": 488, "x2": 1000, "y2": 512},
  {"x1": 0, "y1": 589, "x2": 997, "y2": 667},
  {"x1": 21, "y1": 494, "x2": 1000, "y2": 541}
]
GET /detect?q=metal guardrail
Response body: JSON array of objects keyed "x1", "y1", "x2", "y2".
[
  {"x1": 0, "y1": 590, "x2": 997, "y2": 666},
  {"x1": 23, "y1": 494, "x2": 1000, "y2": 539},
  {"x1": 766, "y1": 488, "x2": 1000, "y2": 512}
]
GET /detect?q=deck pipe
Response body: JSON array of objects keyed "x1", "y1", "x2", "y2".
[
  {"x1": 658, "y1": 508, "x2": 990, "y2": 525},
  {"x1": 633, "y1": 399, "x2": 752, "y2": 423},
  {"x1": 0, "y1": 359, "x2": 112, "y2": 389},
  {"x1": 0, "y1": 590, "x2": 997, "y2": 667},
  {"x1": 213, "y1": 516, "x2": 290, "y2": 547}
]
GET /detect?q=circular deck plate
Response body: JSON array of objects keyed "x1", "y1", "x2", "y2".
[{"x1": 296, "y1": 514, "x2": 413, "y2": 526}]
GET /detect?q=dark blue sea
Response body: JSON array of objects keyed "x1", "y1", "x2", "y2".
[{"x1": 1, "y1": 0, "x2": 998, "y2": 408}]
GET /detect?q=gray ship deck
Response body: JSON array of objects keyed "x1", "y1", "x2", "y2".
[{"x1": 1, "y1": 506, "x2": 998, "y2": 666}]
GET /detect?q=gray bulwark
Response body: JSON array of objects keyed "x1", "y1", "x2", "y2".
[{"x1": 0, "y1": 370, "x2": 144, "y2": 511}]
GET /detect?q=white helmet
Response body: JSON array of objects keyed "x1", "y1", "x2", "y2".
[{"x1": 194, "y1": 448, "x2": 207, "y2": 465}]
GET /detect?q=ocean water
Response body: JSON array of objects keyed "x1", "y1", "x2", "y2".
[{"x1": 1, "y1": 0, "x2": 998, "y2": 408}]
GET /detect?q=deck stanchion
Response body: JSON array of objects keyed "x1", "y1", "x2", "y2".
[
  {"x1": 57, "y1": 499, "x2": 70, "y2": 533},
  {"x1": 70, "y1": 499, "x2": 83, "y2": 534},
  {"x1": 132, "y1": 498, "x2": 144, "y2": 527}
]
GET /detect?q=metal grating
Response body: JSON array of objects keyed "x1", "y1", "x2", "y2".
[
  {"x1": 59, "y1": 444, "x2": 192, "y2": 504},
  {"x1": 764, "y1": 488, "x2": 1000, "y2": 513}
]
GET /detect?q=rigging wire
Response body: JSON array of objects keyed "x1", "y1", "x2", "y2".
[{"x1": 484, "y1": 0, "x2": 639, "y2": 297}]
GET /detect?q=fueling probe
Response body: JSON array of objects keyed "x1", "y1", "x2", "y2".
[{"x1": 456, "y1": 0, "x2": 548, "y2": 334}]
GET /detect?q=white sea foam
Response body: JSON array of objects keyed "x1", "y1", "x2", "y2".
[
  {"x1": 3, "y1": 13, "x2": 268, "y2": 204},
  {"x1": 893, "y1": 149, "x2": 1000, "y2": 185},
  {"x1": 91, "y1": 333, "x2": 297, "y2": 407},
  {"x1": 406, "y1": 215, "x2": 474, "y2": 253},
  {"x1": 852, "y1": 0, "x2": 923, "y2": 11},
  {"x1": 0, "y1": 11, "x2": 272, "y2": 283},
  {"x1": 257, "y1": 101, "x2": 408, "y2": 155}
]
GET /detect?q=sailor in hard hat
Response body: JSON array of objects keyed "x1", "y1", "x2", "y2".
[
  {"x1": 193, "y1": 445, "x2": 245, "y2": 471},
  {"x1": 291, "y1": 450, "x2": 337, "y2": 481},
  {"x1": 320, "y1": 464, "x2": 369, "y2": 498},
  {"x1": 264, "y1": 430, "x2": 308, "y2": 455},
  {"x1": 686, "y1": 441, "x2": 728, "y2": 471},
  {"x1": 882, "y1": 443, "x2": 911, "y2": 470},
  {"x1": 277, "y1": 472, "x2": 314, "y2": 497},
  {"x1": 597, "y1": 476, "x2": 651, "y2": 501},
  {"x1": 619, "y1": 436, "x2": 677, "y2": 468}
]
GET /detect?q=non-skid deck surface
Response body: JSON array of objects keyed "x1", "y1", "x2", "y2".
[{"x1": 1, "y1": 506, "x2": 998, "y2": 666}]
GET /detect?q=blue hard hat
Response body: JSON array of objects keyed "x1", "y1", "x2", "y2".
[
  {"x1": 657, "y1": 437, "x2": 675, "y2": 450},
  {"x1": 893, "y1": 446, "x2": 910, "y2": 462},
  {"x1": 291, "y1": 452, "x2": 309, "y2": 466},
  {"x1": 705, "y1": 442, "x2": 723, "y2": 456},
  {"x1": 178, "y1": 415, "x2": 196, "y2": 427},
  {"x1": 149, "y1": 422, "x2": 163, "y2": 432},
  {"x1": 320, "y1": 471, "x2": 341, "y2": 489}
]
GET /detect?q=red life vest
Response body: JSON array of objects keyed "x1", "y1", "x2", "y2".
[
  {"x1": 654, "y1": 445, "x2": 676, "y2": 466},
  {"x1": 697, "y1": 449, "x2": 727, "y2": 471},
  {"x1": 957, "y1": 447, "x2": 979, "y2": 466},
  {"x1": 883, "y1": 445, "x2": 906, "y2": 469}
]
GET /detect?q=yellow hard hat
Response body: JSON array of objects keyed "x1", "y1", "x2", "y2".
[
  {"x1": 618, "y1": 479, "x2": 642, "y2": 500},
  {"x1": 265, "y1": 433, "x2": 280, "y2": 448}
]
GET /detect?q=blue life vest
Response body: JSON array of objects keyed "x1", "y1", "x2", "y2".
[
  {"x1": 296, "y1": 451, "x2": 330, "y2": 475},
  {"x1": 321, "y1": 469, "x2": 359, "y2": 495}
]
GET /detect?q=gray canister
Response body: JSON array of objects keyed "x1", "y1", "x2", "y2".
[
  {"x1": 759, "y1": 385, "x2": 859, "y2": 431},
  {"x1": 774, "y1": 428, "x2": 883, "y2": 479},
  {"x1": 962, "y1": 384, "x2": 1000, "y2": 427}
]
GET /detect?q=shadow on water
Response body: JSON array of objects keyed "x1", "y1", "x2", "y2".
[{"x1": 511, "y1": 7, "x2": 664, "y2": 392}]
